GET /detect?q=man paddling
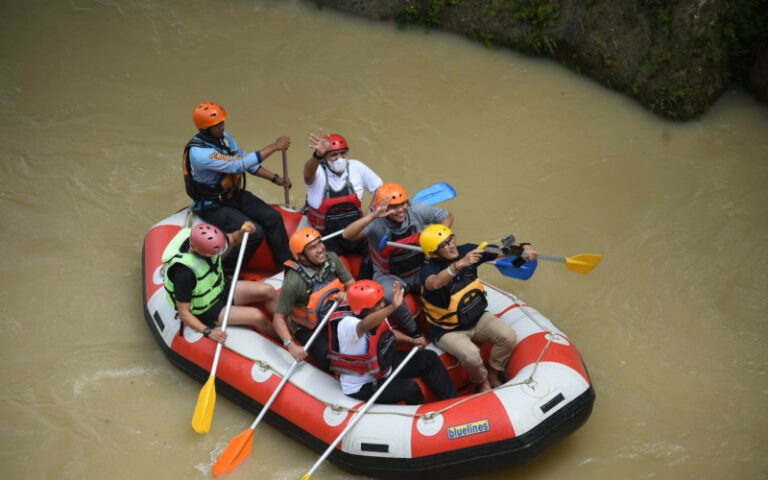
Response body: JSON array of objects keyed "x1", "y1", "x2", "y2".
[
  {"x1": 162, "y1": 222, "x2": 278, "y2": 344},
  {"x1": 183, "y1": 101, "x2": 293, "y2": 274}
]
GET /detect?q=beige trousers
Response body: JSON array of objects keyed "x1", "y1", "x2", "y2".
[{"x1": 436, "y1": 311, "x2": 517, "y2": 384}]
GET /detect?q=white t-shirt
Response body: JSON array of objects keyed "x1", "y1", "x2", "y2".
[
  {"x1": 336, "y1": 316, "x2": 392, "y2": 395},
  {"x1": 305, "y1": 159, "x2": 383, "y2": 209}
]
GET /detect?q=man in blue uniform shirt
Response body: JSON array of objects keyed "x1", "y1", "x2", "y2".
[{"x1": 182, "y1": 101, "x2": 292, "y2": 273}]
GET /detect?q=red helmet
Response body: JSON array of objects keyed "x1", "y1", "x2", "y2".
[
  {"x1": 347, "y1": 280, "x2": 386, "y2": 315},
  {"x1": 192, "y1": 102, "x2": 228, "y2": 130},
  {"x1": 374, "y1": 182, "x2": 408, "y2": 206},
  {"x1": 190, "y1": 224, "x2": 227, "y2": 257},
  {"x1": 289, "y1": 227, "x2": 322, "y2": 258},
  {"x1": 327, "y1": 134, "x2": 349, "y2": 153}
]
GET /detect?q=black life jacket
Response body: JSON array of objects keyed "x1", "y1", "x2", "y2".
[{"x1": 182, "y1": 135, "x2": 245, "y2": 202}]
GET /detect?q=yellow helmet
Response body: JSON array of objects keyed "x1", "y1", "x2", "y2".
[{"x1": 419, "y1": 224, "x2": 453, "y2": 256}]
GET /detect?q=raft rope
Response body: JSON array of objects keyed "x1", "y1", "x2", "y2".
[{"x1": 248, "y1": 287, "x2": 561, "y2": 421}]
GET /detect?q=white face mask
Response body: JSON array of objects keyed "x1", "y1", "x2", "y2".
[{"x1": 326, "y1": 157, "x2": 348, "y2": 174}]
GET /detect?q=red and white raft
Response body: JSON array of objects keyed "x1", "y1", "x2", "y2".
[{"x1": 142, "y1": 206, "x2": 595, "y2": 477}]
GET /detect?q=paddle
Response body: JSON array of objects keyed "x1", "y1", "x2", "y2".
[
  {"x1": 282, "y1": 150, "x2": 290, "y2": 205},
  {"x1": 301, "y1": 346, "x2": 420, "y2": 480},
  {"x1": 536, "y1": 253, "x2": 602, "y2": 274},
  {"x1": 320, "y1": 181, "x2": 457, "y2": 242},
  {"x1": 192, "y1": 231, "x2": 250, "y2": 435},
  {"x1": 480, "y1": 241, "x2": 601, "y2": 274},
  {"x1": 377, "y1": 237, "x2": 538, "y2": 281},
  {"x1": 212, "y1": 295, "x2": 341, "y2": 477},
  {"x1": 411, "y1": 181, "x2": 456, "y2": 205},
  {"x1": 490, "y1": 255, "x2": 538, "y2": 280}
]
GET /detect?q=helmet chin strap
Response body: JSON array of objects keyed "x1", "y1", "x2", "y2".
[{"x1": 299, "y1": 253, "x2": 324, "y2": 269}]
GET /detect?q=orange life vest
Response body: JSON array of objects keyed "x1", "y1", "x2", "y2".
[{"x1": 284, "y1": 259, "x2": 345, "y2": 330}]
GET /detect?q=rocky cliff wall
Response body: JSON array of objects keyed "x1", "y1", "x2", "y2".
[{"x1": 314, "y1": 0, "x2": 768, "y2": 120}]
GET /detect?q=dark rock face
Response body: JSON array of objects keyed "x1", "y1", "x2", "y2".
[{"x1": 315, "y1": 0, "x2": 768, "y2": 120}]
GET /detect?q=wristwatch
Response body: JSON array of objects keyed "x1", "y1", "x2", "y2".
[
  {"x1": 203, "y1": 327, "x2": 212, "y2": 337},
  {"x1": 283, "y1": 338, "x2": 293, "y2": 347}
]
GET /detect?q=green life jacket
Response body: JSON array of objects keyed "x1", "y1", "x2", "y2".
[{"x1": 162, "y1": 228, "x2": 225, "y2": 315}]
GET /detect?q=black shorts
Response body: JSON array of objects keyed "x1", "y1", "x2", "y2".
[{"x1": 196, "y1": 281, "x2": 232, "y2": 327}]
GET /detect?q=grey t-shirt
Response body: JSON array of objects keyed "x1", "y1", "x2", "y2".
[{"x1": 363, "y1": 202, "x2": 450, "y2": 276}]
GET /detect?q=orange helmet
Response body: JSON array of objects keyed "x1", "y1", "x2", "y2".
[
  {"x1": 327, "y1": 134, "x2": 349, "y2": 153},
  {"x1": 192, "y1": 102, "x2": 228, "y2": 130},
  {"x1": 289, "y1": 227, "x2": 322, "y2": 258},
  {"x1": 374, "y1": 182, "x2": 408, "y2": 206},
  {"x1": 347, "y1": 280, "x2": 386, "y2": 315}
]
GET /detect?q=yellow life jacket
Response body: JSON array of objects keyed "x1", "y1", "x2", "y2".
[{"x1": 420, "y1": 277, "x2": 488, "y2": 330}]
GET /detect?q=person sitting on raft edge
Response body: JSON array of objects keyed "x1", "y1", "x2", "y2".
[
  {"x1": 183, "y1": 101, "x2": 293, "y2": 275},
  {"x1": 418, "y1": 224, "x2": 538, "y2": 392},
  {"x1": 162, "y1": 222, "x2": 279, "y2": 345}
]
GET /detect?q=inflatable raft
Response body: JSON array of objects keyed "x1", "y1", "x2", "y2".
[{"x1": 142, "y1": 205, "x2": 595, "y2": 477}]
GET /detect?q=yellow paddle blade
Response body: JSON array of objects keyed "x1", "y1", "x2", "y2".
[
  {"x1": 192, "y1": 375, "x2": 216, "y2": 434},
  {"x1": 213, "y1": 428, "x2": 255, "y2": 477},
  {"x1": 477, "y1": 241, "x2": 488, "y2": 251},
  {"x1": 301, "y1": 474, "x2": 312, "y2": 480},
  {"x1": 564, "y1": 254, "x2": 603, "y2": 274}
]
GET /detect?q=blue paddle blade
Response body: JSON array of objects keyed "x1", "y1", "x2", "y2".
[
  {"x1": 493, "y1": 257, "x2": 537, "y2": 280},
  {"x1": 411, "y1": 182, "x2": 456, "y2": 205}
]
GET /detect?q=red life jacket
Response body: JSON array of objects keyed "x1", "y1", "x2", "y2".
[
  {"x1": 305, "y1": 165, "x2": 362, "y2": 234},
  {"x1": 328, "y1": 320, "x2": 397, "y2": 380},
  {"x1": 370, "y1": 224, "x2": 425, "y2": 277},
  {"x1": 284, "y1": 259, "x2": 345, "y2": 330}
]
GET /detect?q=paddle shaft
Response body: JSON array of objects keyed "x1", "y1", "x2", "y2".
[
  {"x1": 247, "y1": 300, "x2": 339, "y2": 431},
  {"x1": 209, "y1": 231, "x2": 249, "y2": 375},
  {"x1": 383, "y1": 239, "x2": 540, "y2": 259},
  {"x1": 319, "y1": 182, "x2": 457, "y2": 243},
  {"x1": 305, "y1": 346, "x2": 420, "y2": 478},
  {"x1": 537, "y1": 253, "x2": 565, "y2": 264},
  {"x1": 282, "y1": 151, "x2": 290, "y2": 205}
]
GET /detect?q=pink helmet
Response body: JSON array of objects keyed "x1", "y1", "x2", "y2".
[{"x1": 190, "y1": 224, "x2": 227, "y2": 257}]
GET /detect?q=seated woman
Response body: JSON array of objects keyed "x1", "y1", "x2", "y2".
[
  {"x1": 418, "y1": 224, "x2": 538, "y2": 392},
  {"x1": 331, "y1": 280, "x2": 457, "y2": 405}
]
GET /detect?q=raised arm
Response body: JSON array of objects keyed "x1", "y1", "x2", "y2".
[{"x1": 342, "y1": 198, "x2": 389, "y2": 241}]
